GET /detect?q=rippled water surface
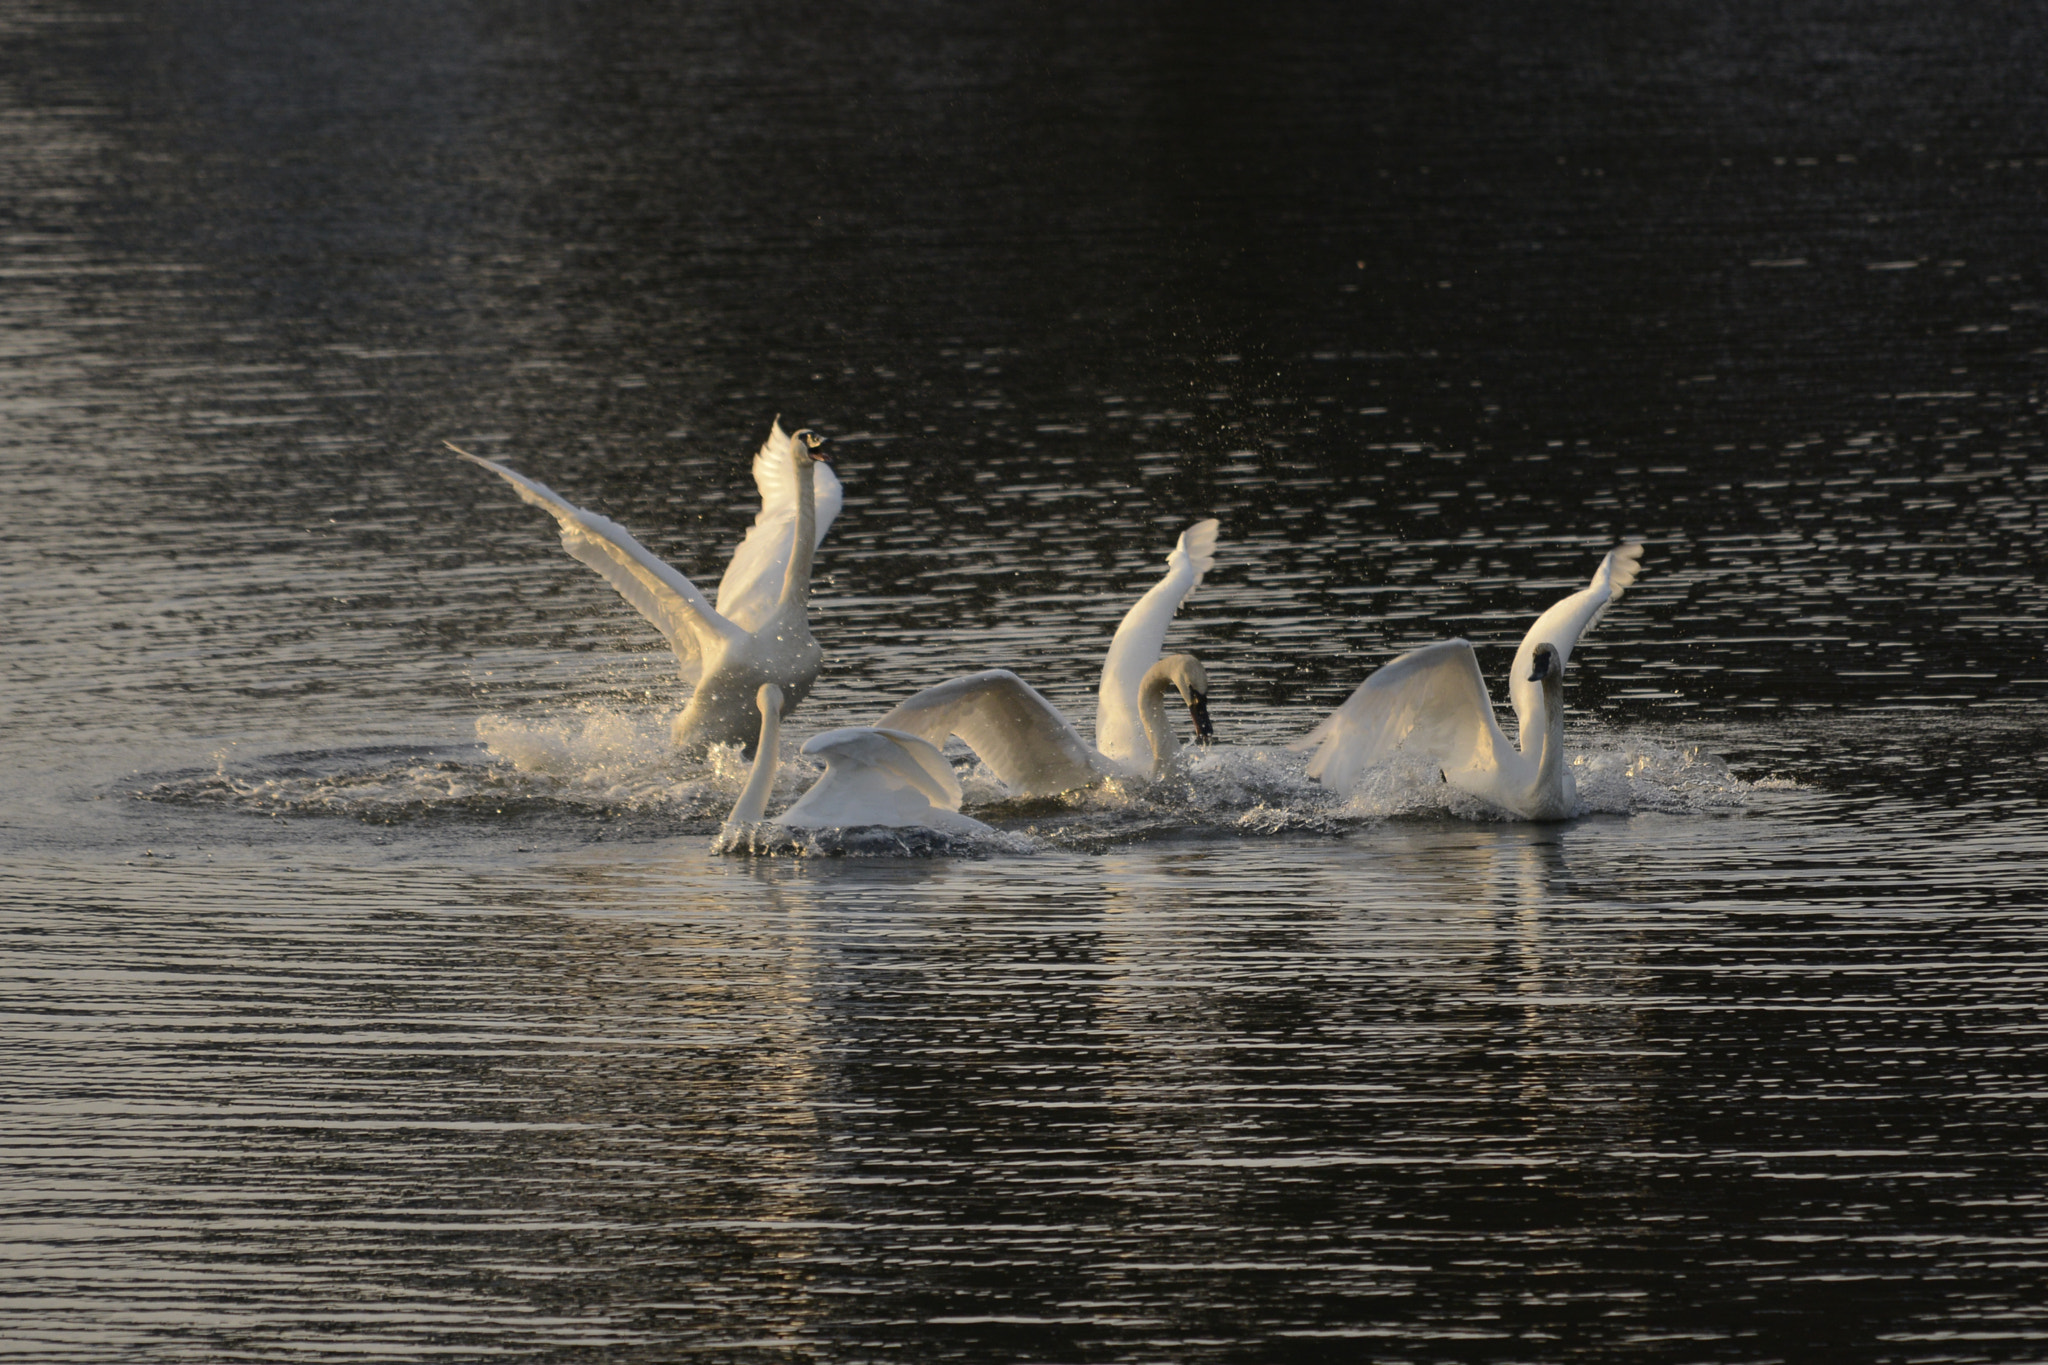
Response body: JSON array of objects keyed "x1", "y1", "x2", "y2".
[{"x1": 5, "y1": 1, "x2": 2048, "y2": 1360}]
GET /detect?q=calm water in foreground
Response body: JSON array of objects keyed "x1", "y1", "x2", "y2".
[{"x1": 4, "y1": 2, "x2": 2047, "y2": 1360}]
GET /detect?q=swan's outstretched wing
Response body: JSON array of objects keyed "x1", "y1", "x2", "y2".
[
  {"x1": 453, "y1": 447, "x2": 743, "y2": 683},
  {"x1": 1508, "y1": 542, "x2": 1643, "y2": 734},
  {"x1": 1094, "y1": 518, "x2": 1220, "y2": 765},
  {"x1": 873, "y1": 669, "x2": 1104, "y2": 798},
  {"x1": 714, "y1": 420, "x2": 845, "y2": 634},
  {"x1": 1289, "y1": 639, "x2": 1516, "y2": 793}
]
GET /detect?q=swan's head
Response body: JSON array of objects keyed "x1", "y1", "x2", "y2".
[
  {"x1": 1527, "y1": 643, "x2": 1562, "y2": 688},
  {"x1": 1159, "y1": 653, "x2": 1215, "y2": 746},
  {"x1": 755, "y1": 682, "x2": 784, "y2": 718},
  {"x1": 792, "y1": 429, "x2": 832, "y2": 462}
]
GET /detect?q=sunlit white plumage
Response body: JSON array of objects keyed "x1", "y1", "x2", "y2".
[
  {"x1": 451, "y1": 421, "x2": 839, "y2": 754},
  {"x1": 1291, "y1": 542, "x2": 1644, "y2": 820},
  {"x1": 723, "y1": 683, "x2": 993, "y2": 836},
  {"x1": 873, "y1": 521, "x2": 1220, "y2": 797}
]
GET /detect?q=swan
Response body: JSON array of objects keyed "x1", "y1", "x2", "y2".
[
  {"x1": 871, "y1": 520, "x2": 1221, "y2": 797},
  {"x1": 724, "y1": 684, "x2": 994, "y2": 836},
  {"x1": 1290, "y1": 542, "x2": 1644, "y2": 820},
  {"x1": 449, "y1": 420, "x2": 840, "y2": 755}
]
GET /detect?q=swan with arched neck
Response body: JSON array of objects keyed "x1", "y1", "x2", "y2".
[
  {"x1": 872, "y1": 521, "x2": 1220, "y2": 797},
  {"x1": 1290, "y1": 541, "x2": 1643, "y2": 820}
]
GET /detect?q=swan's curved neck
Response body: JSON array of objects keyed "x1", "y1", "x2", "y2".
[
  {"x1": 777, "y1": 448, "x2": 817, "y2": 614},
  {"x1": 1136, "y1": 663, "x2": 1181, "y2": 778},
  {"x1": 1524, "y1": 674, "x2": 1566, "y2": 791},
  {"x1": 729, "y1": 699, "x2": 781, "y2": 824}
]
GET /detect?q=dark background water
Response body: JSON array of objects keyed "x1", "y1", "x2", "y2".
[{"x1": 4, "y1": 1, "x2": 2047, "y2": 1361}]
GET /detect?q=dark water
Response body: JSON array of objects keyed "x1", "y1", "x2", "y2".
[{"x1": 4, "y1": 2, "x2": 2047, "y2": 1360}]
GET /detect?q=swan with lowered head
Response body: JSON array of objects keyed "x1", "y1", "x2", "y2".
[
  {"x1": 1290, "y1": 542, "x2": 1644, "y2": 820},
  {"x1": 871, "y1": 520, "x2": 1221, "y2": 797},
  {"x1": 450, "y1": 421, "x2": 839, "y2": 755},
  {"x1": 724, "y1": 684, "x2": 994, "y2": 836}
]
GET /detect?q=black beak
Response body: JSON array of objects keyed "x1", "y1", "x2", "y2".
[
  {"x1": 1187, "y1": 694, "x2": 1215, "y2": 745},
  {"x1": 1527, "y1": 650, "x2": 1555, "y2": 683}
]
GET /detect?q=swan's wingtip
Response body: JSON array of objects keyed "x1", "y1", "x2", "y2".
[
  {"x1": 1605, "y1": 541, "x2": 1646, "y2": 594},
  {"x1": 1175, "y1": 517, "x2": 1221, "y2": 576},
  {"x1": 444, "y1": 440, "x2": 502, "y2": 473}
]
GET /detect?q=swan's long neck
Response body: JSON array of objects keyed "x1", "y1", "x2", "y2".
[
  {"x1": 1136, "y1": 661, "x2": 1182, "y2": 778},
  {"x1": 777, "y1": 447, "x2": 817, "y2": 615},
  {"x1": 728, "y1": 689, "x2": 782, "y2": 824},
  {"x1": 1526, "y1": 673, "x2": 1566, "y2": 795}
]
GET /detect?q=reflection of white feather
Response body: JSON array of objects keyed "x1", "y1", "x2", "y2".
[
  {"x1": 453, "y1": 420, "x2": 837, "y2": 753},
  {"x1": 724, "y1": 684, "x2": 992, "y2": 837},
  {"x1": 1292, "y1": 542, "x2": 1644, "y2": 820},
  {"x1": 873, "y1": 520, "x2": 1220, "y2": 796}
]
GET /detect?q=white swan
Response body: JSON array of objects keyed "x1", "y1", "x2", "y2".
[
  {"x1": 1290, "y1": 542, "x2": 1644, "y2": 820},
  {"x1": 724, "y1": 684, "x2": 994, "y2": 836},
  {"x1": 450, "y1": 421, "x2": 840, "y2": 755},
  {"x1": 871, "y1": 520, "x2": 1221, "y2": 797}
]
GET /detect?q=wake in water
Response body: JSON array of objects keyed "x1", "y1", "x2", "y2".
[
  {"x1": 136, "y1": 703, "x2": 1774, "y2": 852},
  {"x1": 711, "y1": 821, "x2": 1040, "y2": 859}
]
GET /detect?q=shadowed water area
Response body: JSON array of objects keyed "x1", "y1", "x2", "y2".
[{"x1": 4, "y1": 1, "x2": 2047, "y2": 1360}]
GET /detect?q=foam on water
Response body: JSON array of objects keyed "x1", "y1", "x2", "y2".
[
  {"x1": 1333, "y1": 730, "x2": 1763, "y2": 824},
  {"x1": 135, "y1": 712, "x2": 1772, "y2": 846}
]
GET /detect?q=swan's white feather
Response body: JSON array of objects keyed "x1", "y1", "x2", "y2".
[
  {"x1": 1508, "y1": 541, "x2": 1642, "y2": 737},
  {"x1": 873, "y1": 669, "x2": 1104, "y2": 799},
  {"x1": 1293, "y1": 542, "x2": 1645, "y2": 819},
  {"x1": 1095, "y1": 518, "x2": 1219, "y2": 767},
  {"x1": 454, "y1": 451, "x2": 740, "y2": 684},
  {"x1": 714, "y1": 419, "x2": 845, "y2": 634},
  {"x1": 779, "y1": 727, "x2": 990, "y2": 833},
  {"x1": 1291, "y1": 639, "x2": 1515, "y2": 793}
]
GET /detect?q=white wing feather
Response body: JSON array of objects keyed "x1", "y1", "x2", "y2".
[
  {"x1": 454, "y1": 449, "x2": 741, "y2": 684},
  {"x1": 1508, "y1": 542, "x2": 1643, "y2": 736},
  {"x1": 714, "y1": 419, "x2": 845, "y2": 633},
  {"x1": 873, "y1": 669, "x2": 1104, "y2": 798},
  {"x1": 1094, "y1": 518, "x2": 1219, "y2": 765},
  {"x1": 781, "y1": 727, "x2": 989, "y2": 832},
  {"x1": 1289, "y1": 639, "x2": 1516, "y2": 793}
]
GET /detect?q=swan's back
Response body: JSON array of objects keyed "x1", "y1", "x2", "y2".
[{"x1": 780, "y1": 726, "x2": 982, "y2": 830}]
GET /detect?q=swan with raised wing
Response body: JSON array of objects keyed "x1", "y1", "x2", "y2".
[
  {"x1": 450, "y1": 421, "x2": 839, "y2": 754},
  {"x1": 1291, "y1": 542, "x2": 1644, "y2": 820},
  {"x1": 871, "y1": 520, "x2": 1220, "y2": 798},
  {"x1": 723, "y1": 684, "x2": 993, "y2": 836}
]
